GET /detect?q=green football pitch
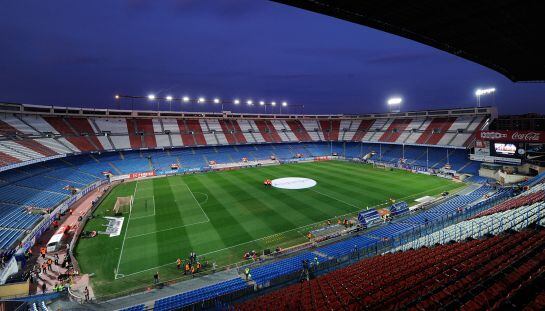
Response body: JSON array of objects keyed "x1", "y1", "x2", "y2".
[{"x1": 75, "y1": 160, "x2": 463, "y2": 298}]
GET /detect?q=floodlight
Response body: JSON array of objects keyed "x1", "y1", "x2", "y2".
[
  {"x1": 271, "y1": 101, "x2": 276, "y2": 106},
  {"x1": 259, "y1": 101, "x2": 265, "y2": 106},
  {"x1": 198, "y1": 97, "x2": 205, "y2": 103},
  {"x1": 114, "y1": 94, "x2": 120, "y2": 99},
  {"x1": 147, "y1": 94, "x2": 156, "y2": 100},
  {"x1": 182, "y1": 96, "x2": 190, "y2": 102},
  {"x1": 247, "y1": 100, "x2": 253, "y2": 105},
  {"x1": 234, "y1": 99, "x2": 240, "y2": 105},
  {"x1": 166, "y1": 96, "x2": 173, "y2": 101},
  {"x1": 213, "y1": 98, "x2": 220, "y2": 104},
  {"x1": 387, "y1": 97, "x2": 402, "y2": 105},
  {"x1": 282, "y1": 101, "x2": 288, "y2": 107},
  {"x1": 475, "y1": 88, "x2": 496, "y2": 96}
]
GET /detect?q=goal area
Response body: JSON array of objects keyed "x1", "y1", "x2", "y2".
[{"x1": 113, "y1": 196, "x2": 132, "y2": 215}]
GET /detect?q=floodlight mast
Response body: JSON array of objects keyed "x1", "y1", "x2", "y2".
[
  {"x1": 387, "y1": 97, "x2": 403, "y2": 112},
  {"x1": 475, "y1": 87, "x2": 496, "y2": 107}
]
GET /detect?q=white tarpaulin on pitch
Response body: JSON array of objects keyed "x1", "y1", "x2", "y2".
[{"x1": 271, "y1": 177, "x2": 317, "y2": 190}]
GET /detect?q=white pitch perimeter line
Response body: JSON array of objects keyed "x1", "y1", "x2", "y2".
[
  {"x1": 310, "y1": 189, "x2": 360, "y2": 209},
  {"x1": 115, "y1": 180, "x2": 138, "y2": 279},
  {"x1": 115, "y1": 182, "x2": 464, "y2": 279},
  {"x1": 186, "y1": 184, "x2": 210, "y2": 222},
  {"x1": 126, "y1": 220, "x2": 210, "y2": 239}
]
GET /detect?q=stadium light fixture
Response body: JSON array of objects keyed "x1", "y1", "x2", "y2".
[
  {"x1": 114, "y1": 94, "x2": 120, "y2": 100},
  {"x1": 213, "y1": 98, "x2": 220, "y2": 104},
  {"x1": 386, "y1": 96, "x2": 402, "y2": 112},
  {"x1": 259, "y1": 101, "x2": 265, "y2": 106},
  {"x1": 198, "y1": 97, "x2": 205, "y2": 103},
  {"x1": 271, "y1": 101, "x2": 276, "y2": 107},
  {"x1": 182, "y1": 96, "x2": 190, "y2": 103},
  {"x1": 387, "y1": 97, "x2": 402, "y2": 105},
  {"x1": 475, "y1": 87, "x2": 496, "y2": 107},
  {"x1": 234, "y1": 99, "x2": 240, "y2": 105},
  {"x1": 475, "y1": 88, "x2": 496, "y2": 96},
  {"x1": 166, "y1": 96, "x2": 173, "y2": 101},
  {"x1": 246, "y1": 100, "x2": 253, "y2": 105},
  {"x1": 147, "y1": 94, "x2": 156, "y2": 100},
  {"x1": 282, "y1": 101, "x2": 288, "y2": 107}
]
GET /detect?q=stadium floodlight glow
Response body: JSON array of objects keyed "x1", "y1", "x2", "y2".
[
  {"x1": 259, "y1": 101, "x2": 265, "y2": 106},
  {"x1": 213, "y1": 98, "x2": 220, "y2": 104},
  {"x1": 234, "y1": 99, "x2": 240, "y2": 105},
  {"x1": 475, "y1": 87, "x2": 496, "y2": 107},
  {"x1": 246, "y1": 100, "x2": 253, "y2": 105},
  {"x1": 387, "y1": 97, "x2": 402, "y2": 105},
  {"x1": 475, "y1": 88, "x2": 496, "y2": 96},
  {"x1": 147, "y1": 94, "x2": 156, "y2": 100},
  {"x1": 271, "y1": 101, "x2": 276, "y2": 106},
  {"x1": 282, "y1": 101, "x2": 288, "y2": 107},
  {"x1": 165, "y1": 95, "x2": 173, "y2": 101},
  {"x1": 182, "y1": 96, "x2": 190, "y2": 102},
  {"x1": 198, "y1": 97, "x2": 205, "y2": 103},
  {"x1": 114, "y1": 94, "x2": 120, "y2": 99}
]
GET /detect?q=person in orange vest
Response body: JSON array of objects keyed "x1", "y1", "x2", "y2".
[
  {"x1": 307, "y1": 232, "x2": 312, "y2": 240},
  {"x1": 184, "y1": 263, "x2": 190, "y2": 275},
  {"x1": 40, "y1": 247, "x2": 46, "y2": 259},
  {"x1": 190, "y1": 266, "x2": 195, "y2": 277},
  {"x1": 196, "y1": 262, "x2": 202, "y2": 272},
  {"x1": 176, "y1": 258, "x2": 182, "y2": 270}
]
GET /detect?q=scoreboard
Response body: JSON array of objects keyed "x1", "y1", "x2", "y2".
[{"x1": 473, "y1": 130, "x2": 545, "y2": 165}]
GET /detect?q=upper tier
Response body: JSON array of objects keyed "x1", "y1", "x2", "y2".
[{"x1": 0, "y1": 103, "x2": 494, "y2": 170}]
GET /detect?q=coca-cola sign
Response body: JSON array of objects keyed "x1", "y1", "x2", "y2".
[{"x1": 478, "y1": 130, "x2": 545, "y2": 143}]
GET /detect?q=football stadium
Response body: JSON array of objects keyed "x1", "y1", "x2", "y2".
[{"x1": 1, "y1": 1, "x2": 545, "y2": 311}]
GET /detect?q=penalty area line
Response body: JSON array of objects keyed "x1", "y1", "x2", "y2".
[{"x1": 115, "y1": 180, "x2": 138, "y2": 279}]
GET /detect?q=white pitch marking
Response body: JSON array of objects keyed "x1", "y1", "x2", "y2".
[
  {"x1": 125, "y1": 220, "x2": 210, "y2": 239},
  {"x1": 115, "y1": 180, "x2": 138, "y2": 279},
  {"x1": 185, "y1": 184, "x2": 210, "y2": 222}
]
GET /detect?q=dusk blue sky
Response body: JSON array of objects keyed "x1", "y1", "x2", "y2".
[{"x1": 1, "y1": 0, "x2": 544, "y2": 115}]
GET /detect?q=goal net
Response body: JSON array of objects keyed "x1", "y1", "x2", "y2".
[{"x1": 113, "y1": 196, "x2": 132, "y2": 215}]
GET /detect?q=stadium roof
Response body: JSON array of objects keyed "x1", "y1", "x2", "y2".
[{"x1": 273, "y1": 0, "x2": 545, "y2": 82}]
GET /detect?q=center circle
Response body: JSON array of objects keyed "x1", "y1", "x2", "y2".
[{"x1": 271, "y1": 177, "x2": 317, "y2": 190}]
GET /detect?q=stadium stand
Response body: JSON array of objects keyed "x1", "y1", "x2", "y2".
[
  {"x1": 0, "y1": 106, "x2": 490, "y2": 169},
  {"x1": 237, "y1": 226, "x2": 545, "y2": 310},
  {"x1": 118, "y1": 305, "x2": 145, "y2": 311}
]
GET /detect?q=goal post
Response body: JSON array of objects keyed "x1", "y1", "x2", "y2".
[{"x1": 113, "y1": 196, "x2": 132, "y2": 215}]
